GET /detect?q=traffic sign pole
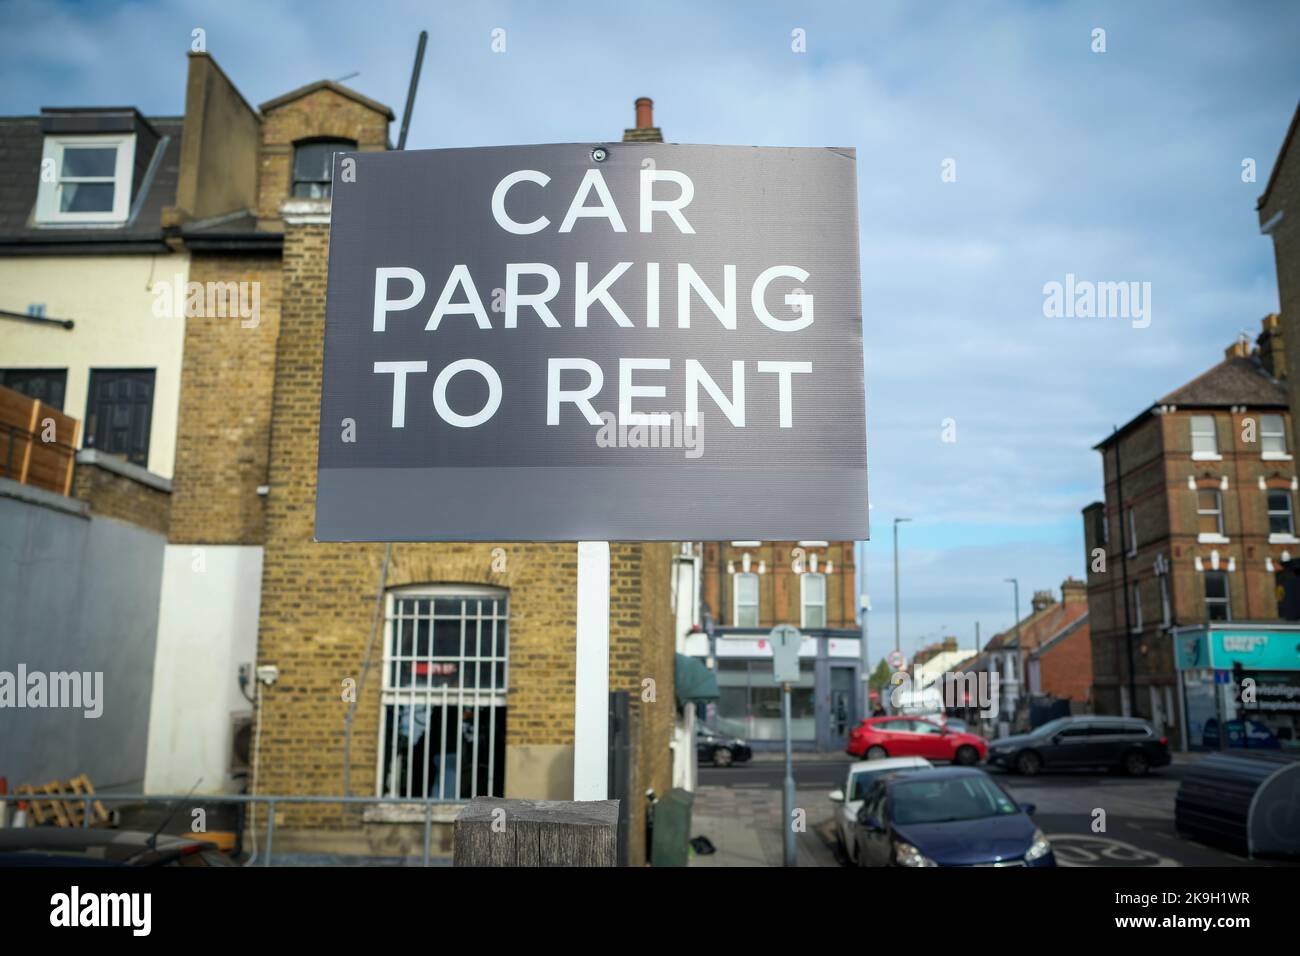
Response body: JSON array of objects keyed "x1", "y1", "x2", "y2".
[{"x1": 783, "y1": 681, "x2": 796, "y2": 867}]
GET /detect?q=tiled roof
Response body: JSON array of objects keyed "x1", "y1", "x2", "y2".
[
  {"x1": 0, "y1": 115, "x2": 181, "y2": 252},
  {"x1": 1157, "y1": 355, "x2": 1287, "y2": 408}
]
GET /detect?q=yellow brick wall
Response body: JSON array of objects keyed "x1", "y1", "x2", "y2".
[
  {"x1": 72, "y1": 462, "x2": 171, "y2": 536},
  {"x1": 168, "y1": 254, "x2": 282, "y2": 544},
  {"x1": 257, "y1": 89, "x2": 389, "y2": 226}
]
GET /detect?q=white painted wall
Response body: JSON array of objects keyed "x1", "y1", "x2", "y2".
[
  {"x1": 144, "y1": 544, "x2": 262, "y2": 794},
  {"x1": 0, "y1": 253, "x2": 188, "y2": 478}
]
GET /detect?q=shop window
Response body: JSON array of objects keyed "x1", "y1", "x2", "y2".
[
  {"x1": 378, "y1": 586, "x2": 508, "y2": 800},
  {"x1": 292, "y1": 138, "x2": 356, "y2": 199},
  {"x1": 801, "y1": 572, "x2": 826, "y2": 628},
  {"x1": 1203, "y1": 571, "x2": 1231, "y2": 622},
  {"x1": 715, "y1": 658, "x2": 815, "y2": 741},
  {"x1": 733, "y1": 572, "x2": 759, "y2": 627}
]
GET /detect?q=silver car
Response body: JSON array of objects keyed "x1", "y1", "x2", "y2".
[{"x1": 828, "y1": 756, "x2": 931, "y2": 864}]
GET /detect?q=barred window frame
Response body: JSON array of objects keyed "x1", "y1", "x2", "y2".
[{"x1": 376, "y1": 584, "x2": 508, "y2": 802}]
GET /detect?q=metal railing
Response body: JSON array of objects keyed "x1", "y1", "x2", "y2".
[{"x1": 0, "y1": 793, "x2": 460, "y2": 866}]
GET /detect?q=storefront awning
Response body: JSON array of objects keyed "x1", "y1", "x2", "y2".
[{"x1": 675, "y1": 652, "x2": 720, "y2": 705}]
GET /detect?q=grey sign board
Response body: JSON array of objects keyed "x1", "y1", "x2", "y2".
[
  {"x1": 769, "y1": 625, "x2": 803, "y2": 684},
  {"x1": 315, "y1": 142, "x2": 867, "y2": 541}
]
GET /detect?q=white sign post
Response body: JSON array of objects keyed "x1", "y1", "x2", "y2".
[{"x1": 574, "y1": 541, "x2": 611, "y2": 800}]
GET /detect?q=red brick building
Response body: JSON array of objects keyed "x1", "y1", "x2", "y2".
[{"x1": 1082, "y1": 317, "x2": 1299, "y2": 746}]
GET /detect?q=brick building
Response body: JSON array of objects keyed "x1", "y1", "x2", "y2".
[
  {"x1": 965, "y1": 579, "x2": 1090, "y2": 734},
  {"x1": 694, "y1": 540, "x2": 862, "y2": 751},
  {"x1": 1081, "y1": 316, "x2": 1299, "y2": 748},
  {"x1": 1259, "y1": 100, "x2": 1299, "y2": 454},
  {"x1": 148, "y1": 53, "x2": 677, "y2": 864}
]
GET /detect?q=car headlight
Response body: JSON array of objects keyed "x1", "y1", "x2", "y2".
[
  {"x1": 893, "y1": 841, "x2": 937, "y2": 868},
  {"x1": 1024, "y1": 828, "x2": 1052, "y2": 862}
]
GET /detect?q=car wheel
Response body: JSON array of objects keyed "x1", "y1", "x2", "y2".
[
  {"x1": 954, "y1": 745, "x2": 979, "y2": 766},
  {"x1": 1122, "y1": 751, "x2": 1149, "y2": 777},
  {"x1": 712, "y1": 746, "x2": 734, "y2": 768},
  {"x1": 1015, "y1": 751, "x2": 1042, "y2": 776},
  {"x1": 866, "y1": 745, "x2": 888, "y2": 760}
]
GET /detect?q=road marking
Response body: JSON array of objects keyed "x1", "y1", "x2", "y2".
[{"x1": 1046, "y1": 833, "x2": 1179, "y2": 867}]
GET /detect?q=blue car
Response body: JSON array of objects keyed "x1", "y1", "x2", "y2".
[{"x1": 852, "y1": 767, "x2": 1056, "y2": 867}]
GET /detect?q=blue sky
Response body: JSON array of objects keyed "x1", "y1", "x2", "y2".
[{"x1": 5, "y1": 0, "x2": 1298, "y2": 660}]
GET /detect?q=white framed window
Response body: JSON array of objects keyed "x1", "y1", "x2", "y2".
[
  {"x1": 1204, "y1": 571, "x2": 1231, "y2": 622},
  {"x1": 801, "y1": 572, "x2": 827, "y2": 628},
  {"x1": 1190, "y1": 415, "x2": 1219, "y2": 459},
  {"x1": 1130, "y1": 581, "x2": 1142, "y2": 633},
  {"x1": 1126, "y1": 507, "x2": 1138, "y2": 557},
  {"x1": 1261, "y1": 413, "x2": 1289, "y2": 458},
  {"x1": 378, "y1": 585, "x2": 508, "y2": 801},
  {"x1": 733, "y1": 572, "x2": 759, "y2": 627},
  {"x1": 35, "y1": 134, "x2": 135, "y2": 224},
  {"x1": 1268, "y1": 489, "x2": 1295, "y2": 536}
]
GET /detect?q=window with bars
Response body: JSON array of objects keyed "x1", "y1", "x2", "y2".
[{"x1": 378, "y1": 586, "x2": 508, "y2": 801}]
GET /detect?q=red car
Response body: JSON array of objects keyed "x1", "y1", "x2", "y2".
[{"x1": 846, "y1": 716, "x2": 987, "y2": 765}]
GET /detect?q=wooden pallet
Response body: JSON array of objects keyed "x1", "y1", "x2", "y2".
[{"x1": 15, "y1": 775, "x2": 109, "y2": 827}]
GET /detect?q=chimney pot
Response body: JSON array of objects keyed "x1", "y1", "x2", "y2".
[{"x1": 635, "y1": 97, "x2": 654, "y2": 130}]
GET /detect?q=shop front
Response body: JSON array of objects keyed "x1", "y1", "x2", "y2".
[
  {"x1": 1172, "y1": 623, "x2": 1300, "y2": 752},
  {"x1": 689, "y1": 628, "x2": 863, "y2": 752}
]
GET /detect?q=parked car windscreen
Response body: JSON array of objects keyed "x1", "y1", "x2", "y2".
[
  {"x1": 890, "y1": 776, "x2": 1020, "y2": 825},
  {"x1": 1030, "y1": 717, "x2": 1074, "y2": 738},
  {"x1": 850, "y1": 766, "x2": 921, "y2": 800}
]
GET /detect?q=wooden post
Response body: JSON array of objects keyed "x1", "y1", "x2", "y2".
[{"x1": 453, "y1": 797, "x2": 619, "y2": 866}]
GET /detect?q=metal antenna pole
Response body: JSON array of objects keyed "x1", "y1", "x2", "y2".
[{"x1": 397, "y1": 31, "x2": 428, "y2": 151}]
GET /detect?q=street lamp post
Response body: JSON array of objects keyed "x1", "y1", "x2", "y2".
[
  {"x1": 1005, "y1": 577, "x2": 1021, "y2": 717},
  {"x1": 893, "y1": 518, "x2": 911, "y2": 654}
]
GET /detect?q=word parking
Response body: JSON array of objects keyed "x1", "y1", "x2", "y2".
[{"x1": 369, "y1": 166, "x2": 818, "y2": 430}]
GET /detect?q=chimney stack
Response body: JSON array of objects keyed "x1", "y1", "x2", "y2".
[{"x1": 623, "y1": 96, "x2": 663, "y2": 143}]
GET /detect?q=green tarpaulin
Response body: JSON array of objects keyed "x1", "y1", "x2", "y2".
[{"x1": 675, "y1": 653, "x2": 719, "y2": 705}]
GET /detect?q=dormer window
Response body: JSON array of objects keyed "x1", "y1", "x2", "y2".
[
  {"x1": 36, "y1": 134, "x2": 135, "y2": 224},
  {"x1": 292, "y1": 138, "x2": 356, "y2": 199}
]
